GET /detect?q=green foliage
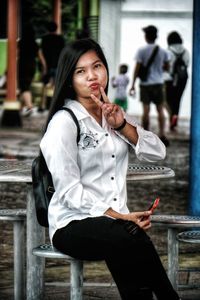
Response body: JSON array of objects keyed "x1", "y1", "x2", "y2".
[{"x1": 22, "y1": 0, "x2": 78, "y2": 41}]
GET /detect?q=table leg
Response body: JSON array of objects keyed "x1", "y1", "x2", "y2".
[
  {"x1": 14, "y1": 220, "x2": 25, "y2": 300},
  {"x1": 168, "y1": 228, "x2": 179, "y2": 290},
  {"x1": 26, "y1": 188, "x2": 45, "y2": 300}
]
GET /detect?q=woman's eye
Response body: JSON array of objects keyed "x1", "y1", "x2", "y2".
[
  {"x1": 76, "y1": 69, "x2": 84, "y2": 74},
  {"x1": 94, "y1": 63, "x2": 102, "y2": 69}
]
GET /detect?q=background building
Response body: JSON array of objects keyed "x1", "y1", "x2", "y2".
[{"x1": 99, "y1": 0, "x2": 193, "y2": 119}]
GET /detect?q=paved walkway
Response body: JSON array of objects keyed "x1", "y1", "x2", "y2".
[
  {"x1": 1, "y1": 110, "x2": 200, "y2": 299},
  {"x1": 0, "y1": 107, "x2": 190, "y2": 158}
]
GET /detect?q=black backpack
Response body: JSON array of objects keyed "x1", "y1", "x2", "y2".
[
  {"x1": 172, "y1": 50, "x2": 188, "y2": 85},
  {"x1": 32, "y1": 107, "x2": 80, "y2": 227}
]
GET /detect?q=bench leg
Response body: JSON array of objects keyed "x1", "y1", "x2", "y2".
[
  {"x1": 13, "y1": 220, "x2": 25, "y2": 300},
  {"x1": 70, "y1": 260, "x2": 83, "y2": 300},
  {"x1": 168, "y1": 228, "x2": 179, "y2": 290}
]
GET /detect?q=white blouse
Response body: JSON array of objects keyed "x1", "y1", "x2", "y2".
[{"x1": 40, "y1": 100, "x2": 166, "y2": 241}]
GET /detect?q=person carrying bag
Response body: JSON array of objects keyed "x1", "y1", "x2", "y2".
[{"x1": 137, "y1": 45, "x2": 159, "y2": 81}]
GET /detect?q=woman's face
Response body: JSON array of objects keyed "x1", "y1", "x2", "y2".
[{"x1": 72, "y1": 50, "x2": 108, "y2": 102}]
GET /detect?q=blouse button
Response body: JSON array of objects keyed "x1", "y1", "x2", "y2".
[
  {"x1": 113, "y1": 198, "x2": 117, "y2": 201},
  {"x1": 111, "y1": 177, "x2": 114, "y2": 180},
  {"x1": 112, "y1": 154, "x2": 115, "y2": 158},
  {"x1": 105, "y1": 133, "x2": 109, "y2": 137}
]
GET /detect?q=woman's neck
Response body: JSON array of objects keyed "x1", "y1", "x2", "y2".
[
  {"x1": 79, "y1": 98, "x2": 102, "y2": 125},
  {"x1": 88, "y1": 104, "x2": 102, "y2": 125}
]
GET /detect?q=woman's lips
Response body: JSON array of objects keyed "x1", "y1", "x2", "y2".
[{"x1": 90, "y1": 83, "x2": 99, "y2": 90}]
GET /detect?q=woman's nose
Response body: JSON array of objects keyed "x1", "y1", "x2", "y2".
[{"x1": 87, "y1": 69, "x2": 97, "y2": 80}]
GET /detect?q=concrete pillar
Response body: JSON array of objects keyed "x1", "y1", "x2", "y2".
[
  {"x1": 189, "y1": 0, "x2": 200, "y2": 215},
  {"x1": 76, "y1": 0, "x2": 90, "y2": 39},
  {"x1": 89, "y1": 0, "x2": 98, "y2": 16},
  {"x1": 77, "y1": 0, "x2": 83, "y2": 30},
  {"x1": 88, "y1": 0, "x2": 99, "y2": 40},
  {"x1": 99, "y1": 0, "x2": 121, "y2": 99}
]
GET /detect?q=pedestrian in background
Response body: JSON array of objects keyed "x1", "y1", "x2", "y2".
[
  {"x1": 164, "y1": 31, "x2": 189, "y2": 131},
  {"x1": 18, "y1": 24, "x2": 46, "y2": 116},
  {"x1": 112, "y1": 64, "x2": 129, "y2": 112},
  {"x1": 38, "y1": 21, "x2": 65, "y2": 112},
  {"x1": 40, "y1": 38, "x2": 180, "y2": 300},
  {"x1": 129, "y1": 25, "x2": 170, "y2": 147}
]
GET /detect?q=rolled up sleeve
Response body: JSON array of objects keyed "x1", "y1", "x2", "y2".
[{"x1": 115, "y1": 114, "x2": 166, "y2": 162}]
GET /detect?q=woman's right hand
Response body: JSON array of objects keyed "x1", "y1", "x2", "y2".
[{"x1": 91, "y1": 87, "x2": 124, "y2": 129}]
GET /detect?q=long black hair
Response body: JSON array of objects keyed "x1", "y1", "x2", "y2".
[{"x1": 44, "y1": 38, "x2": 109, "y2": 132}]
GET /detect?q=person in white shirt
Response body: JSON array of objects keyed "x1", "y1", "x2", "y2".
[
  {"x1": 130, "y1": 25, "x2": 170, "y2": 147},
  {"x1": 40, "y1": 38, "x2": 180, "y2": 300},
  {"x1": 112, "y1": 64, "x2": 129, "y2": 111}
]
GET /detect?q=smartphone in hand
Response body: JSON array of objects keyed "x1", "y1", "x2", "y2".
[
  {"x1": 148, "y1": 197, "x2": 160, "y2": 213},
  {"x1": 141, "y1": 197, "x2": 160, "y2": 221}
]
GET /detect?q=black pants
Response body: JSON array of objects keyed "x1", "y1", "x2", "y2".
[
  {"x1": 53, "y1": 216, "x2": 179, "y2": 300},
  {"x1": 165, "y1": 79, "x2": 187, "y2": 116}
]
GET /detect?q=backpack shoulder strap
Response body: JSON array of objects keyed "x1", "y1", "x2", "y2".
[
  {"x1": 62, "y1": 107, "x2": 80, "y2": 143},
  {"x1": 38, "y1": 107, "x2": 80, "y2": 159},
  {"x1": 146, "y1": 46, "x2": 159, "y2": 69},
  {"x1": 171, "y1": 49, "x2": 185, "y2": 59}
]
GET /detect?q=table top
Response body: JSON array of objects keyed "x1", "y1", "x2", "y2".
[
  {"x1": 0, "y1": 160, "x2": 32, "y2": 182},
  {"x1": 0, "y1": 159, "x2": 175, "y2": 183},
  {"x1": 127, "y1": 164, "x2": 175, "y2": 181},
  {"x1": 151, "y1": 215, "x2": 200, "y2": 228}
]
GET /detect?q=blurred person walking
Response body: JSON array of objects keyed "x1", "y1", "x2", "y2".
[
  {"x1": 18, "y1": 24, "x2": 46, "y2": 117},
  {"x1": 129, "y1": 25, "x2": 170, "y2": 147},
  {"x1": 164, "y1": 31, "x2": 189, "y2": 131},
  {"x1": 38, "y1": 21, "x2": 65, "y2": 112},
  {"x1": 112, "y1": 64, "x2": 129, "y2": 112}
]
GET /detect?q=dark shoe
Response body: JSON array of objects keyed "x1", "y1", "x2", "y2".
[{"x1": 160, "y1": 136, "x2": 170, "y2": 147}]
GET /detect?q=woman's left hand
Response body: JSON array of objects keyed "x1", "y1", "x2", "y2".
[
  {"x1": 91, "y1": 87, "x2": 124, "y2": 129},
  {"x1": 127, "y1": 211, "x2": 152, "y2": 230}
]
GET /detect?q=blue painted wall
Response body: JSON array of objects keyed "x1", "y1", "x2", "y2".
[{"x1": 189, "y1": 0, "x2": 200, "y2": 215}]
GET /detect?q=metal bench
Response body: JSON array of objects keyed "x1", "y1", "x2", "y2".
[
  {"x1": 151, "y1": 215, "x2": 200, "y2": 290},
  {"x1": 32, "y1": 244, "x2": 83, "y2": 300},
  {"x1": 0, "y1": 208, "x2": 26, "y2": 300},
  {"x1": 177, "y1": 230, "x2": 200, "y2": 243},
  {"x1": 177, "y1": 230, "x2": 200, "y2": 289}
]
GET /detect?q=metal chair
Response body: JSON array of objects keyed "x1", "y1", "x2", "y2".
[
  {"x1": 0, "y1": 208, "x2": 26, "y2": 300},
  {"x1": 177, "y1": 230, "x2": 200, "y2": 290},
  {"x1": 177, "y1": 230, "x2": 200, "y2": 244},
  {"x1": 151, "y1": 215, "x2": 200, "y2": 290},
  {"x1": 32, "y1": 244, "x2": 83, "y2": 300}
]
